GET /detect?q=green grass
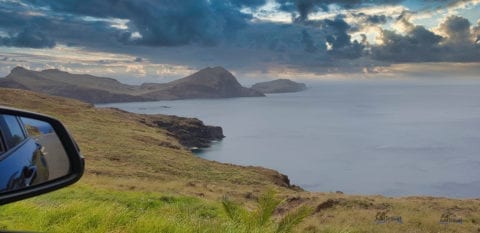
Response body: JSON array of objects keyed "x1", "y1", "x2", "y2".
[
  {"x1": 0, "y1": 185, "x2": 227, "y2": 233},
  {"x1": 3, "y1": 185, "x2": 479, "y2": 233},
  {"x1": 0, "y1": 186, "x2": 308, "y2": 233},
  {"x1": 222, "y1": 190, "x2": 312, "y2": 233}
]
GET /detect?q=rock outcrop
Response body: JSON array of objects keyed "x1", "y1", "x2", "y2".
[{"x1": 139, "y1": 114, "x2": 225, "y2": 149}]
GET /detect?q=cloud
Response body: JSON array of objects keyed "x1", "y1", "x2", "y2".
[
  {"x1": 474, "y1": 21, "x2": 480, "y2": 45},
  {"x1": 372, "y1": 26, "x2": 443, "y2": 62},
  {"x1": 301, "y1": 30, "x2": 317, "y2": 52},
  {"x1": 0, "y1": 2, "x2": 130, "y2": 49},
  {"x1": 0, "y1": 28, "x2": 55, "y2": 48},
  {"x1": 351, "y1": 13, "x2": 389, "y2": 25},
  {"x1": 275, "y1": 0, "x2": 403, "y2": 21},
  {"x1": 438, "y1": 16, "x2": 480, "y2": 61},
  {"x1": 440, "y1": 0, "x2": 480, "y2": 10},
  {"x1": 303, "y1": 17, "x2": 365, "y2": 59},
  {"x1": 372, "y1": 15, "x2": 480, "y2": 62},
  {"x1": 230, "y1": 0, "x2": 268, "y2": 8},
  {"x1": 438, "y1": 15, "x2": 471, "y2": 45},
  {"x1": 22, "y1": 0, "x2": 258, "y2": 47},
  {"x1": 0, "y1": 0, "x2": 479, "y2": 78}
]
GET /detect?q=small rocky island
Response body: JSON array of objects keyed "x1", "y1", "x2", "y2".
[{"x1": 251, "y1": 79, "x2": 307, "y2": 93}]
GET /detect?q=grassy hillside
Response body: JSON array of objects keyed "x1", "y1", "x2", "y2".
[
  {"x1": 0, "y1": 88, "x2": 479, "y2": 233},
  {"x1": 0, "y1": 88, "x2": 291, "y2": 193}
]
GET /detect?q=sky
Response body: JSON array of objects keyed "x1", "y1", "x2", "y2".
[{"x1": 0, "y1": 0, "x2": 479, "y2": 84}]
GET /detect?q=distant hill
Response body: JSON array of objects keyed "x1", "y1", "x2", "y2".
[
  {"x1": 0, "y1": 67, "x2": 149, "y2": 103},
  {"x1": 0, "y1": 66, "x2": 264, "y2": 103},
  {"x1": 251, "y1": 79, "x2": 307, "y2": 93},
  {"x1": 141, "y1": 67, "x2": 264, "y2": 99}
]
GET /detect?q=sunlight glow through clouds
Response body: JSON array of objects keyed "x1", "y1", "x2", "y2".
[
  {"x1": 243, "y1": 0, "x2": 292, "y2": 23},
  {"x1": 411, "y1": 0, "x2": 480, "y2": 29},
  {"x1": 0, "y1": 45, "x2": 195, "y2": 83}
]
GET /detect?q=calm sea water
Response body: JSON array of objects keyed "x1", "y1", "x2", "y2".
[{"x1": 99, "y1": 80, "x2": 480, "y2": 198}]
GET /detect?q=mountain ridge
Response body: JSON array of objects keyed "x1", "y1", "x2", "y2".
[{"x1": 0, "y1": 66, "x2": 264, "y2": 103}]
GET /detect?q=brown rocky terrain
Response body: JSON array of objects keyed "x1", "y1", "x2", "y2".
[{"x1": 137, "y1": 112, "x2": 225, "y2": 149}]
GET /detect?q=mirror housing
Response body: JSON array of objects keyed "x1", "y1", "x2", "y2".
[{"x1": 0, "y1": 106, "x2": 84, "y2": 205}]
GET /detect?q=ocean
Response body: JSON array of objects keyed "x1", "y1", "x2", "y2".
[{"x1": 99, "y1": 80, "x2": 480, "y2": 198}]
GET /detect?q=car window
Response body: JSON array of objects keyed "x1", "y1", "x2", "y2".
[
  {"x1": 1, "y1": 115, "x2": 27, "y2": 149},
  {"x1": 0, "y1": 129, "x2": 4, "y2": 155}
]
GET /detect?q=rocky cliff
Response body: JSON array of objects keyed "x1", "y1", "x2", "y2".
[{"x1": 139, "y1": 114, "x2": 225, "y2": 149}]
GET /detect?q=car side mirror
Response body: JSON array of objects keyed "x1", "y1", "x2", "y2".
[{"x1": 0, "y1": 107, "x2": 84, "y2": 205}]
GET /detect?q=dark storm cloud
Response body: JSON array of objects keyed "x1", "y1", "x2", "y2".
[
  {"x1": 0, "y1": 2, "x2": 132, "y2": 49},
  {"x1": 438, "y1": 15, "x2": 471, "y2": 45},
  {"x1": 323, "y1": 18, "x2": 364, "y2": 58},
  {"x1": 0, "y1": 4, "x2": 56, "y2": 48},
  {"x1": 372, "y1": 26, "x2": 443, "y2": 62},
  {"x1": 0, "y1": 28, "x2": 55, "y2": 48},
  {"x1": 438, "y1": 15, "x2": 480, "y2": 61},
  {"x1": 372, "y1": 15, "x2": 480, "y2": 62},
  {"x1": 276, "y1": 0, "x2": 403, "y2": 21},
  {"x1": 301, "y1": 30, "x2": 317, "y2": 52},
  {"x1": 251, "y1": 16, "x2": 365, "y2": 59},
  {"x1": 302, "y1": 17, "x2": 365, "y2": 59},
  {"x1": 23, "y1": 0, "x2": 261, "y2": 46}
]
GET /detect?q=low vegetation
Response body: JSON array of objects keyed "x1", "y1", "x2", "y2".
[
  {"x1": 222, "y1": 190, "x2": 313, "y2": 233},
  {"x1": 1, "y1": 88, "x2": 480, "y2": 233}
]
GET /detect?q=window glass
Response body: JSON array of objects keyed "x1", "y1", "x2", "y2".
[
  {"x1": 0, "y1": 129, "x2": 4, "y2": 154},
  {"x1": 2, "y1": 115, "x2": 26, "y2": 148}
]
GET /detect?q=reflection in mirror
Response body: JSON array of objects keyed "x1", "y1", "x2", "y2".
[{"x1": 0, "y1": 115, "x2": 70, "y2": 193}]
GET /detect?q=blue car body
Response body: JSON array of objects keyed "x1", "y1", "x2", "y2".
[{"x1": 0, "y1": 115, "x2": 49, "y2": 192}]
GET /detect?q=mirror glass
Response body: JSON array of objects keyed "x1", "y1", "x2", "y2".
[{"x1": 0, "y1": 114, "x2": 70, "y2": 193}]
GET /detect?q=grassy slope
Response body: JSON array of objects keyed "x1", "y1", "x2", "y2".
[
  {"x1": 0, "y1": 88, "x2": 479, "y2": 233},
  {"x1": 0, "y1": 88, "x2": 290, "y2": 195}
]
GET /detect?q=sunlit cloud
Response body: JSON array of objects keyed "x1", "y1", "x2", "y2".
[
  {"x1": 0, "y1": 45, "x2": 195, "y2": 83},
  {"x1": 245, "y1": 0, "x2": 292, "y2": 23},
  {"x1": 365, "y1": 62, "x2": 480, "y2": 79}
]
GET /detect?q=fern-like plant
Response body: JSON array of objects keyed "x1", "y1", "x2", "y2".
[{"x1": 222, "y1": 190, "x2": 312, "y2": 233}]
